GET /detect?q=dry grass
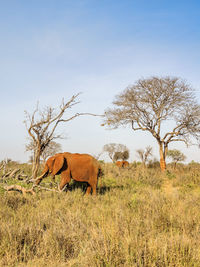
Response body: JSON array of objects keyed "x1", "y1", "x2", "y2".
[{"x1": 0, "y1": 163, "x2": 200, "y2": 266}]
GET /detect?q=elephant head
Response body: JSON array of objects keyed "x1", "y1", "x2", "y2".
[
  {"x1": 46, "y1": 154, "x2": 66, "y2": 175},
  {"x1": 34, "y1": 153, "x2": 66, "y2": 185}
]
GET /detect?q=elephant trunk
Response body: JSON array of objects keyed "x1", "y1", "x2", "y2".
[{"x1": 31, "y1": 170, "x2": 49, "y2": 185}]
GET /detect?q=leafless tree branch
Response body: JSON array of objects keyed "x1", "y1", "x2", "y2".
[
  {"x1": 104, "y1": 76, "x2": 200, "y2": 170},
  {"x1": 25, "y1": 93, "x2": 103, "y2": 179}
]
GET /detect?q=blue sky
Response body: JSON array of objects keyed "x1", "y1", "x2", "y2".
[{"x1": 0, "y1": 0, "x2": 200, "y2": 162}]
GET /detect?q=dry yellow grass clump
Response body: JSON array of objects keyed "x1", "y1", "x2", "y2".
[{"x1": 0, "y1": 163, "x2": 200, "y2": 266}]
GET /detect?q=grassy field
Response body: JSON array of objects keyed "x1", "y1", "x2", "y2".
[{"x1": 0, "y1": 162, "x2": 200, "y2": 266}]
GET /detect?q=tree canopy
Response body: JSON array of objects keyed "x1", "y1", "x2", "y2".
[
  {"x1": 104, "y1": 76, "x2": 200, "y2": 170},
  {"x1": 103, "y1": 143, "x2": 129, "y2": 162},
  {"x1": 113, "y1": 150, "x2": 130, "y2": 162},
  {"x1": 167, "y1": 149, "x2": 186, "y2": 168}
]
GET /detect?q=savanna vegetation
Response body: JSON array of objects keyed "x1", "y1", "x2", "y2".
[
  {"x1": 1, "y1": 160, "x2": 200, "y2": 266},
  {"x1": 1, "y1": 75, "x2": 200, "y2": 266}
]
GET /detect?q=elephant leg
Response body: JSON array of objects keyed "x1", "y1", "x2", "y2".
[
  {"x1": 51, "y1": 175, "x2": 55, "y2": 182},
  {"x1": 91, "y1": 183, "x2": 97, "y2": 195},
  {"x1": 85, "y1": 184, "x2": 92, "y2": 195},
  {"x1": 88, "y1": 179, "x2": 97, "y2": 196},
  {"x1": 59, "y1": 170, "x2": 71, "y2": 191}
]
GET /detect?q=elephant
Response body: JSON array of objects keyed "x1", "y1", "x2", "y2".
[
  {"x1": 34, "y1": 152, "x2": 101, "y2": 195},
  {"x1": 116, "y1": 160, "x2": 129, "y2": 168},
  {"x1": 116, "y1": 161, "x2": 124, "y2": 168},
  {"x1": 122, "y1": 161, "x2": 129, "y2": 168}
]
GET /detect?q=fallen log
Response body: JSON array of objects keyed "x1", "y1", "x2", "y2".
[
  {"x1": 1, "y1": 168, "x2": 28, "y2": 181},
  {"x1": 36, "y1": 185, "x2": 60, "y2": 193},
  {"x1": 9, "y1": 168, "x2": 20, "y2": 178},
  {"x1": 3, "y1": 185, "x2": 36, "y2": 196},
  {"x1": 2, "y1": 170, "x2": 12, "y2": 178},
  {"x1": 3, "y1": 180, "x2": 67, "y2": 195},
  {"x1": 16, "y1": 173, "x2": 28, "y2": 180}
]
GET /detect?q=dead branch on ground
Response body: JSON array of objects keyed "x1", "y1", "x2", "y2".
[
  {"x1": 0, "y1": 168, "x2": 28, "y2": 181},
  {"x1": 3, "y1": 185, "x2": 36, "y2": 196}
]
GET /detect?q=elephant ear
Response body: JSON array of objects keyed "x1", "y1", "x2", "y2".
[
  {"x1": 52, "y1": 154, "x2": 65, "y2": 175},
  {"x1": 46, "y1": 156, "x2": 56, "y2": 173}
]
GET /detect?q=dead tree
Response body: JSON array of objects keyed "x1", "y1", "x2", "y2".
[
  {"x1": 104, "y1": 76, "x2": 200, "y2": 171},
  {"x1": 28, "y1": 140, "x2": 62, "y2": 166},
  {"x1": 41, "y1": 141, "x2": 62, "y2": 163},
  {"x1": 136, "y1": 146, "x2": 153, "y2": 167},
  {"x1": 25, "y1": 93, "x2": 102, "y2": 179}
]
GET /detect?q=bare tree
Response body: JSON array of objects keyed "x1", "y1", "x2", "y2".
[
  {"x1": 104, "y1": 76, "x2": 200, "y2": 170},
  {"x1": 167, "y1": 149, "x2": 186, "y2": 169},
  {"x1": 41, "y1": 141, "x2": 62, "y2": 162},
  {"x1": 26, "y1": 140, "x2": 62, "y2": 163},
  {"x1": 136, "y1": 146, "x2": 153, "y2": 166},
  {"x1": 103, "y1": 143, "x2": 129, "y2": 162},
  {"x1": 24, "y1": 93, "x2": 101, "y2": 179}
]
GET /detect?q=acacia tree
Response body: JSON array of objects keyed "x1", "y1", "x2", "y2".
[
  {"x1": 104, "y1": 76, "x2": 200, "y2": 171},
  {"x1": 103, "y1": 143, "x2": 129, "y2": 162},
  {"x1": 25, "y1": 93, "x2": 99, "y2": 179},
  {"x1": 167, "y1": 149, "x2": 186, "y2": 169},
  {"x1": 113, "y1": 150, "x2": 130, "y2": 161}
]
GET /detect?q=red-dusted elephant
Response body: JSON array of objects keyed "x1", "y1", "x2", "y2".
[
  {"x1": 34, "y1": 152, "x2": 101, "y2": 195},
  {"x1": 116, "y1": 161, "x2": 123, "y2": 168},
  {"x1": 122, "y1": 161, "x2": 129, "y2": 168},
  {"x1": 116, "y1": 160, "x2": 129, "y2": 168}
]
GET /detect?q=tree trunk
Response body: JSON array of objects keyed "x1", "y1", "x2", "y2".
[
  {"x1": 174, "y1": 161, "x2": 177, "y2": 170},
  {"x1": 32, "y1": 148, "x2": 41, "y2": 179},
  {"x1": 159, "y1": 143, "x2": 166, "y2": 171},
  {"x1": 142, "y1": 161, "x2": 146, "y2": 168}
]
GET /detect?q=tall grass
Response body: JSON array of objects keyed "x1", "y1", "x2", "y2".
[{"x1": 0, "y1": 163, "x2": 200, "y2": 266}]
